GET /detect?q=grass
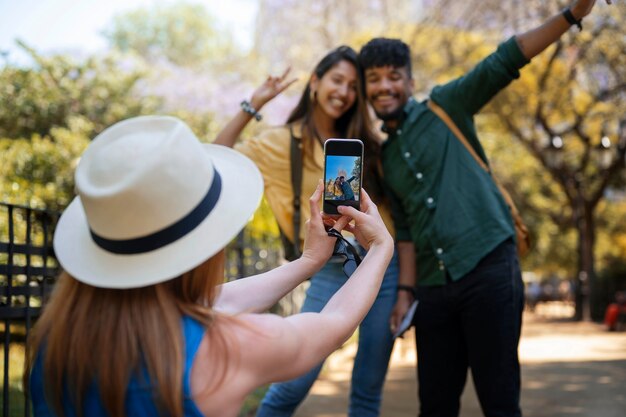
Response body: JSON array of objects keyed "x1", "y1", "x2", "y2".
[{"x1": 239, "y1": 385, "x2": 269, "y2": 416}]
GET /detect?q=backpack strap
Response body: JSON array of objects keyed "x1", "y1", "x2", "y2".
[
  {"x1": 427, "y1": 99, "x2": 530, "y2": 256},
  {"x1": 427, "y1": 100, "x2": 490, "y2": 173},
  {"x1": 288, "y1": 124, "x2": 303, "y2": 259}
]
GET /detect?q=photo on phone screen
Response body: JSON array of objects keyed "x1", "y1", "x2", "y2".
[{"x1": 323, "y1": 139, "x2": 363, "y2": 215}]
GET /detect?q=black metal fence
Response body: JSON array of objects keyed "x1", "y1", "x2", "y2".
[
  {"x1": 0, "y1": 203, "x2": 58, "y2": 417},
  {"x1": 0, "y1": 202, "x2": 286, "y2": 416}
]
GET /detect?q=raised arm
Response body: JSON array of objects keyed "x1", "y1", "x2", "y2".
[
  {"x1": 215, "y1": 181, "x2": 345, "y2": 314},
  {"x1": 241, "y1": 188, "x2": 394, "y2": 384},
  {"x1": 213, "y1": 68, "x2": 297, "y2": 147},
  {"x1": 516, "y1": 0, "x2": 608, "y2": 60},
  {"x1": 430, "y1": 0, "x2": 610, "y2": 118}
]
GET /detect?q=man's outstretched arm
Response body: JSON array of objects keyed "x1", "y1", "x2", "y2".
[{"x1": 516, "y1": 0, "x2": 609, "y2": 60}]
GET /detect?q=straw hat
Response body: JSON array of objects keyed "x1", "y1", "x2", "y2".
[{"x1": 53, "y1": 116, "x2": 263, "y2": 289}]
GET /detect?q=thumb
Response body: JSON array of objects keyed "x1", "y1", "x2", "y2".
[
  {"x1": 337, "y1": 205, "x2": 367, "y2": 222},
  {"x1": 390, "y1": 312, "x2": 399, "y2": 333}
]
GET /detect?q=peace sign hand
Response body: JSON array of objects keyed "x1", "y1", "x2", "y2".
[
  {"x1": 250, "y1": 67, "x2": 298, "y2": 111},
  {"x1": 571, "y1": 0, "x2": 612, "y2": 20}
]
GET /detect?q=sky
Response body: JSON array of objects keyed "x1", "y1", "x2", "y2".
[
  {"x1": 0, "y1": 0, "x2": 257, "y2": 65},
  {"x1": 325, "y1": 156, "x2": 360, "y2": 182}
]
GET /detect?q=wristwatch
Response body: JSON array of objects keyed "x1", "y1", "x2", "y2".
[
  {"x1": 562, "y1": 8, "x2": 583, "y2": 31},
  {"x1": 397, "y1": 284, "x2": 416, "y2": 298}
]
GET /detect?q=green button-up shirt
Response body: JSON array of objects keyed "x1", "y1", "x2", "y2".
[{"x1": 382, "y1": 37, "x2": 529, "y2": 286}]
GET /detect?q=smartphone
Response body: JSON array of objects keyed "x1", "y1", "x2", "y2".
[{"x1": 323, "y1": 138, "x2": 364, "y2": 215}]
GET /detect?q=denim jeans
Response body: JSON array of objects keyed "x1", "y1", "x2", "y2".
[
  {"x1": 256, "y1": 250, "x2": 399, "y2": 417},
  {"x1": 413, "y1": 238, "x2": 524, "y2": 417}
]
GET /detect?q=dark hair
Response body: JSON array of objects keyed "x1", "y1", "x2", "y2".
[
  {"x1": 358, "y1": 38, "x2": 412, "y2": 76},
  {"x1": 287, "y1": 45, "x2": 386, "y2": 204}
]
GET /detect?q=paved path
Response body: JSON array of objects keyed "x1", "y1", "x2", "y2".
[{"x1": 294, "y1": 303, "x2": 626, "y2": 417}]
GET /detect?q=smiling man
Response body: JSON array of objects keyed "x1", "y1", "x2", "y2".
[{"x1": 358, "y1": 1, "x2": 607, "y2": 416}]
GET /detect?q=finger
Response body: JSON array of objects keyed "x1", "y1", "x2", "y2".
[
  {"x1": 322, "y1": 217, "x2": 336, "y2": 228},
  {"x1": 390, "y1": 315, "x2": 398, "y2": 331},
  {"x1": 280, "y1": 66, "x2": 292, "y2": 81},
  {"x1": 280, "y1": 77, "x2": 298, "y2": 92},
  {"x1": 308, "y1": 180, "x2": 324, "y2": 224},
  {"x1": 360, "y1": 188, "x2": 377, "y2": 213},
  {"x1": 332, "y1": 215, "x2": 351, "y2": 232},
  {"x1": 321, "y1": 215, "x2": 350, "y2": 232},
  {"x1": 392, "y1": 315, "x2": 401, "y2": 331},
  {"x1": 361, "y1": 187, "x2": 371, "y2": 202},
  {"x1": 343, "y1": 222, "x2": 356, "y2": 234},
  {"x1": 337, "y1": 204, "x2": 367, "y2": 222}
]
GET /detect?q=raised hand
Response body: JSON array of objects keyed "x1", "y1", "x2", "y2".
[
  {"x1": 571, "y1": 0, "x2": 611, "y2": 20},
  {"x1": 250, "y1": 67, "x2": 298, "y2": 110},
  {"x1": 214, "y1": 67, "x2": 297, "y2": 147},
  {"x1": 336, "y1": 188, "x2": 393, "y2": 251},
  {"x1": 301, "y1": 180, "x2": 350, "y2": 268}
]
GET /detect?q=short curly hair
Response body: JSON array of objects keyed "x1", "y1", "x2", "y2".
[{"x1": 358, "y1": 38, "x2": 412, "y2": 77}]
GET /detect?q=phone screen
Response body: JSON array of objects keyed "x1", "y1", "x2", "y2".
[{"x1": 323, "y1": 139, "x2": 363, "y2": 215}]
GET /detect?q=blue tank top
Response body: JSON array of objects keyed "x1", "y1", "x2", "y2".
[{"x1": 30, "y1": 316, "x2": 206, "y2": 417}]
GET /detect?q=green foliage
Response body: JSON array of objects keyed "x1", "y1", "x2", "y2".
[
  {"x1": 239, "y1": 385, "x2": 269, "y2": 417},
  {"x1": 0, "y1": 43, "x2": 163, "y2": 210},
  {"x1": 0, "y1": 117, "x2": 90, "y2": 210},
  {"x1": 103, "y1": 2, "x2": 233, "y2": 67},
  {"x1": 0, "y1": 42, "x2": 161, "y2": 140},
  {"x1": 483, "y1": 11, "x2": 626, "y2": 282}
]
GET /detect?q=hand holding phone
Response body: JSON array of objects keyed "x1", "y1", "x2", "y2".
[
  {"x1": 301, "y1": 180, "x2": 351, "y2": 269},
  {"x1": 323, "y1": 139, "x2": 364, "y2": 215}
]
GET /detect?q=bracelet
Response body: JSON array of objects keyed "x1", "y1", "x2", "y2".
[
  {"x1": 397, "y1": 285, "x2": 416, "y2": 297},
  {"x1": 240, "y1": 100, "x2": 263, "y2": 121},
  {"x1": 562, "y1": 8, "x2": 582, "y2": 31}
]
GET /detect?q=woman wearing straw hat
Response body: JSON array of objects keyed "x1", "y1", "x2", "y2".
[
  {"x1": 25, "y1": 116, "x2": 394, "y2": 417},
  {"x1": 215, "y1": 45, "x2": 399, "y2": 417}
]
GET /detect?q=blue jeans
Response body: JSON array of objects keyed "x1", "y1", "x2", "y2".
[
  {"x1": 256, "y1": 250, "x2": 399, "y2": 417},
  {"x1": 413, "y1": 238, "x2": 524, "y2": 417}
]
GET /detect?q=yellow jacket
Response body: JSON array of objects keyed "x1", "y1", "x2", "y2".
[{"x1": 236, "y1": 124, "x2": 395, "y2": 248}]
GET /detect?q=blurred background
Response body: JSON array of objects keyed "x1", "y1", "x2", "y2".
[{"x1": 0, "y1": 0, "x2": 625, "y2": 415}]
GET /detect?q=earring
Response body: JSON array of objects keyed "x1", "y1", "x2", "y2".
[{"x1": 310, "y1": 90, "x2": 317, "y2": 103}]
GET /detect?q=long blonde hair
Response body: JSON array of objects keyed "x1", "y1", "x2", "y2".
[{"x1": 25, "y1": 250, "x2": 231, "y2": 417}]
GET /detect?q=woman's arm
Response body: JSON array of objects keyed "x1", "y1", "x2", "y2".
[
  {"x1": 213, "y1": 68, "x2": 297, "y2": 147},
  {"x1": 214, "y1": 181, "x2": 346, "y2": 314},
  {"x1": 237, "y1": 188, "x2": 395, "y2": 384}
]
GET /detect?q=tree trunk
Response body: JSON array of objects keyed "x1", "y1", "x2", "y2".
[{"x1": 574, "y1": 197, "x2": 596, "y2": 321}]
